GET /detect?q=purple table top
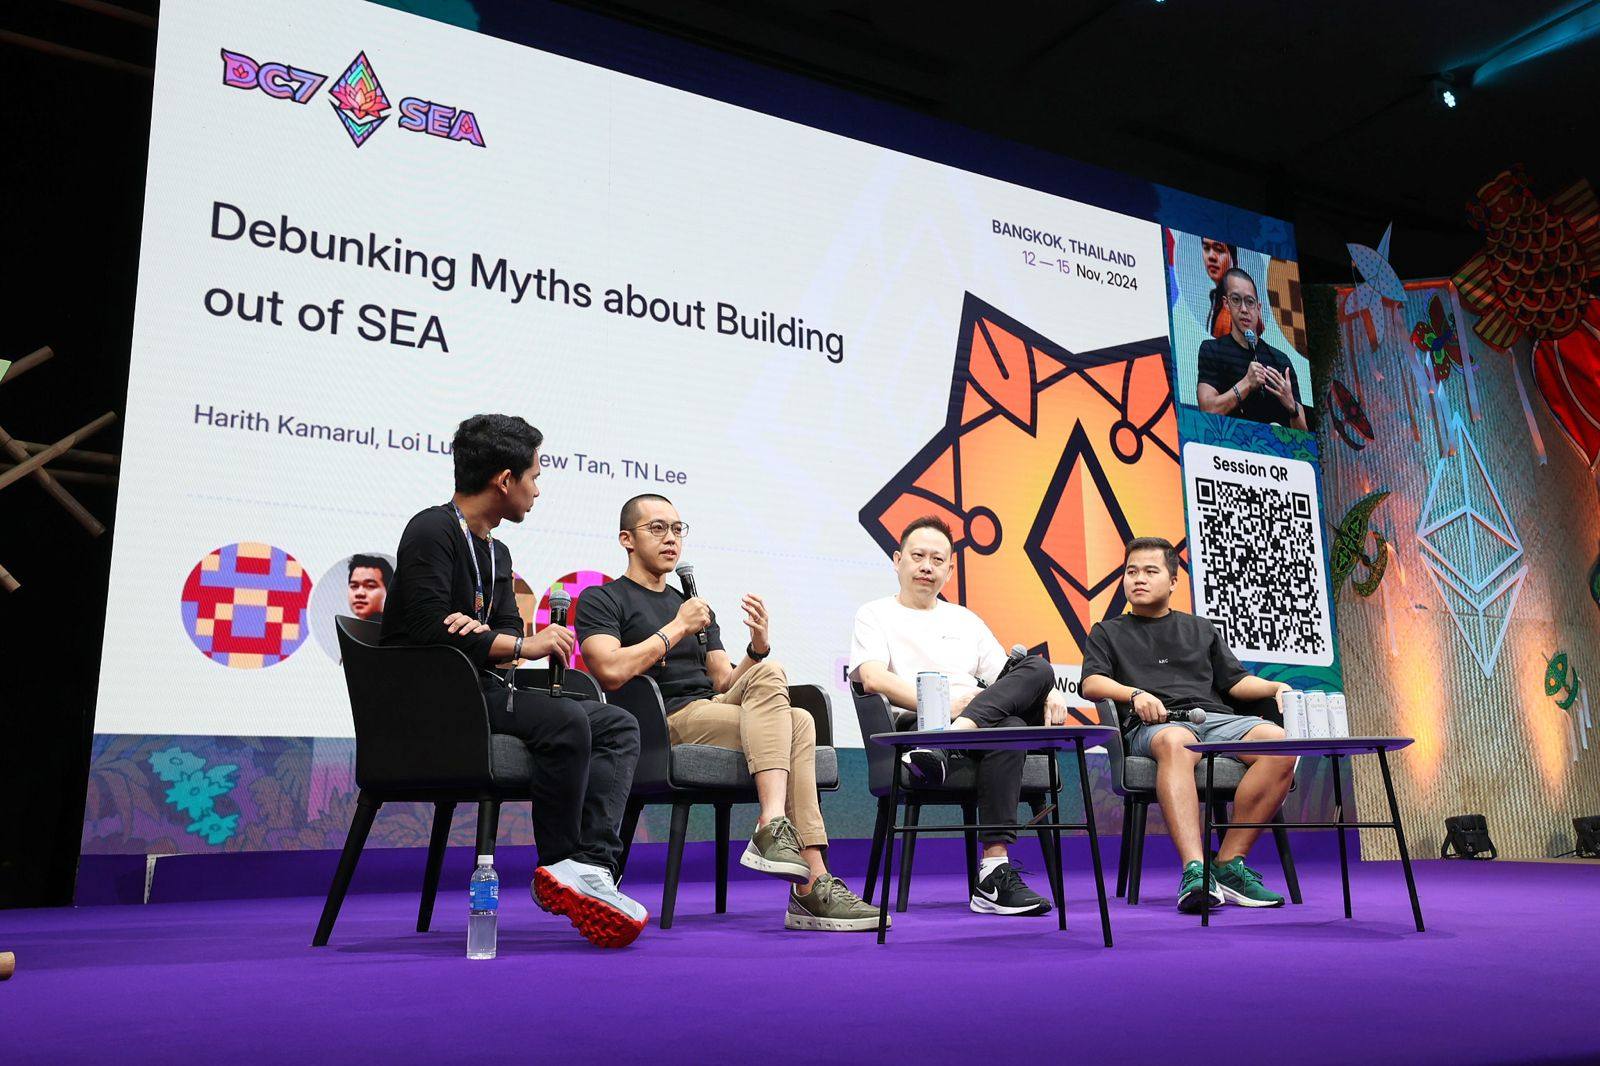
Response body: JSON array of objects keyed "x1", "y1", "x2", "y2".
[
  {"x1": 1187, "y1": 736, "x2": 1414, "y2": 757},
  {"x1": 869, "y1": 724, "x2": 1118, "y2": 751}
]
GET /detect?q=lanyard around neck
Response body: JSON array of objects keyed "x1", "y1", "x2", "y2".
[{"x1": 450, "y1": 503, "x2": 494, "y2": 622}]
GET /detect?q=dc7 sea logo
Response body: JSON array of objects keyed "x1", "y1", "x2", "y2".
[{"x1": 221, "y1": 48, "x2": 485, "y2": 149}]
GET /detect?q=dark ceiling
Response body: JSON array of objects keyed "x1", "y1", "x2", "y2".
[{"x1": 7, "y1": 0, "x2": 1599, "y2": 282}]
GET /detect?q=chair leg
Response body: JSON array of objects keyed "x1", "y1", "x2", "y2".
[
  {"x1": 475, "y1": 799, "x2": 501, "y2": 859},
  {"x1": 1127, "y1": 800, "x2": 1149, "y2": 906},
  {"x1": 1116, "y1": 798, "x2": 1132, "y2": 898},
  {"x1": 714, "y1": 803, "x2": 731, "y2": 915},
  {"x1": 1029, "y1": 798, "x2": 1062, "y2": 910},
  {"x1": 1272, "y1": 814, "x2": 1303, "y2": 905},
  {"x1": 417, "y1": 801, "x2": 455, "y2": 933},
  {"x1": 961, "y1": 801, "x2": 979, "y2": 893},
  {"x1": 863, "y1": 796, "x2": 892, "y2": 901},
  {"x1": 616, "y1": 797, "x2": 643, "y2": 884},
  {"x1": 661, "y1": 802, "x2": 691, "y2": 929},
  {"x1": 313, "y1": 792, "x2": 380, "y2": 946},
  {"x1": 1211, "y1": 797, "x2": 1229, "y2": 852},
  {"x1": 895, "y1": 801, "x2": 921, "y2": 913}
]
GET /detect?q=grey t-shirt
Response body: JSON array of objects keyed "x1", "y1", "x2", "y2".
[
  {"x1": 1080, "y1": 610, "x2": 1248, "y2": 734},
  {"x1": 576, "y1": 575, "x2": 724, "y2": 710}
]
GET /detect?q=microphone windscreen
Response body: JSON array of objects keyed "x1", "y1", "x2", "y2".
[
  {"x1": 1243, "y1": 328, "x2": 1257, "y2": 349},
  {"x1": 675, "y1": 563, "x2": 695, "y2": 580},
  {"x1": 548, "y1": 587, "x2": 570, "y2": 609},
  {"x1": 1189, "y1": 708, "x2": 1207, "y2": 723},
  {"x1": 1009, "y1": 644, "x2": 1028, "y2": 659}
]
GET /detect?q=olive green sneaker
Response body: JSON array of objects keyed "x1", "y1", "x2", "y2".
[
  {"x1": 1212, "y1": 856, "x2": 1285, "y2": 908},
  {"x1": 740, "y1": 815, "x2": 810, "y2": 883},
  {"x1": 785, "y1": 875, "x2": 886, "y2": 932},
  {"x1": 1177, "y1": 859, "x2": 1223, "y2": 913}
]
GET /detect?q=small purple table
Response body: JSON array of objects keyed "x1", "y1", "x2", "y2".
[
  {"x1": 1187, "y1": 736, "x2": 1423, "y2": 931},
  {"x1": 869, "y1": 725, "x2": 1118, "y2": 946}
]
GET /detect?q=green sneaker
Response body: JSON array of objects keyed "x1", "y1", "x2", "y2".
[
  {"x1": 740, "y1": 815, "x2": 810, "y2": 883},
  {"x1": 1212, "y1": 857, "x2": 1285, "y2": 908},
  {"x1": 1177, "y1": 859, "x2": 1223, "y2": 913},
  {"x1": 785, "y1": 875, "x2": 886, "y2": 932}
]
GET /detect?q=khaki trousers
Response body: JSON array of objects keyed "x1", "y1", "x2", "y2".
[{"x1": 667, "y1": 660, "x2": 827, "y2": 847}]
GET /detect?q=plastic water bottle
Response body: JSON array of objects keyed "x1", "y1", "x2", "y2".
[{"x1": 467, "y1": 854, "x2": 499, "y2": 960}]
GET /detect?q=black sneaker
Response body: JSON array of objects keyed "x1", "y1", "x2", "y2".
[
  {"x1": 969, "y1": 862, "x2": 1052, "y2": 916},
  {"x1": 901, "y1": 748, "x2": 947, "y2": 786}
]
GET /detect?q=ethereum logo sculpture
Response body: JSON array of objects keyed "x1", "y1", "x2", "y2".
[{"x1": 1416, "y1": 414, "x2": 1527, "y2": 676}]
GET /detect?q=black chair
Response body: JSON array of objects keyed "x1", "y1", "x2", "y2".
[
  {"x1": 610, "y1": 676, "x2": 840, "y2": 928},
  {"x1": 1095, "y1": 696, "x2": 1301, "y2": 906},
  {"x1": 851, "y1": 684, "x2": 1064, "y2": 913},
  {"x1": 313, "y1": 616, "x2": 603, "y2": 946}
]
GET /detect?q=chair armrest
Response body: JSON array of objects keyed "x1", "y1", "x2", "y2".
[
  {"x1": 511, "y1": 666, "x2": 605, "y2": 702},
  {"x1": 1095, "y1": 698, "x2": 1134, "y2": 796},
  {"x1": 786, "y1": 684, "x2": 834, "y2": 748},
  {"x1": 336, "y1": 624, "x2": 495, "y2": 791},
  {"x1": 850, "y1": 685, "x2": 900, "y2": 795},
  {"x1": 608, "y1": 675, "x2": 673, "y2": 793}
]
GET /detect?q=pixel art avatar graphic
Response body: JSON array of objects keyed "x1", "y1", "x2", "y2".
[
  {"x1": 179, "y1": 542, "x2": 314, "y2": 669},
  {"x1": 860, "y1": 294, "x2": 1190, "y2": 671}
]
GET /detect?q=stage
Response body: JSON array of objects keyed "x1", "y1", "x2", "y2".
[{"x1": 6, "y1": 836, "x2": 1597, "y2": 1065}]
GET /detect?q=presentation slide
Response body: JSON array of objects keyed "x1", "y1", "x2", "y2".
[{"x1": 99, "y1": 0, "x2": 1170, "y2": 741}]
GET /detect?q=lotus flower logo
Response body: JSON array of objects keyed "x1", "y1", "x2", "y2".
[{"x1": 328, "y1": 52, "x2": 390, "y2": 147}]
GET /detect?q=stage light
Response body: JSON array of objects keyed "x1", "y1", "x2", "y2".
[
  {"x1": 1574, "y1": 816, "x2": 1600, "y2": 858},
  {"x1": 1442, "y1": 88, "x2": 1457, "y2": 108},
  {"x1": 1441, "y1": 814, "x2": 1497, "y2": 859},
  {"x1": 1431, "y1": 78, "x2": 1460, "y2": 109}
]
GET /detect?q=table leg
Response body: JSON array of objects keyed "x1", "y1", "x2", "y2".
[
  {"x1": 1377, "y1": 749, "x2": 1425, "y2": 932},
  {"x1": 1201, "y1": 754, "x2": 1214, "y2": 927},
  {"x1": 1075, "y1": 739, "x2": 1112, "y2": 947},
  {"x1": 1330, "y1": 753, "x2": 1352, "y2": 919},
  {"x1": 877, "y1": 756, "x2": 900, "y2": 945}
]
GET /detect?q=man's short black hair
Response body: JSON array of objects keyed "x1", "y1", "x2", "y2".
[
  {"x1": 452, "y1": 414, "x2": 542, "y2": 493},
  {"x1": 348, "y1": 554, "x2": 393, "y2": 588},
  {"x1": 1221, "y1": 266, "x2": 1258, "y2": 297},
  {"x1": 899, "y1": 515, "x2": 954, "y2": 551},
  {"x1": 620, "y1": 493, "x2": 673, "y2": 532},
  {"x1": 1124, "y1": 537, "x2": 1179, "y2": 579}
]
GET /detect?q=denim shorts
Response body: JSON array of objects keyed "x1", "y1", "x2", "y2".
[{"x1": 1128, "y1": 711, "x2": 1270, "y2": 758}]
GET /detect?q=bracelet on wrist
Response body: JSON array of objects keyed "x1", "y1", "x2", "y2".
[{"x1": 654, "y1": 630, "x2": 670, "y2": 666}]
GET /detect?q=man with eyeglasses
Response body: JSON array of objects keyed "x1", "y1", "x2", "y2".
[
  {"x1": 1195, "y1": 267, "x2": 1308, "y2": 430},
  {"x1": 577, "y1": 493, "x2": 884, "y2": 932}
]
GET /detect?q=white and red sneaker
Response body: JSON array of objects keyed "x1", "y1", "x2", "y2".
[{"x1": 532, "y1": 859, "x2": 648, "y2": 948}]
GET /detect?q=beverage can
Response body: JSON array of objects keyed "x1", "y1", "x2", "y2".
[
  {"x1": 1304, "y1": 690, "x2": 1331, "y2": 739},
  {"x1": 1327, "y1": 692, "x2": 1349, "y2": 738},
  {"x1": 1278, "y1": 688, "x2": 1308, "y2": 739},
  {"x1": 916, "y1": 671, "x2": 951, "y2": 731}
]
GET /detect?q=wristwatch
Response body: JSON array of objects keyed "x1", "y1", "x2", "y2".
[
  {"x1": 1129, "y1": 688, "x2": 1144, "y2": 704},
  {"x1": 746, "y1": 642, "x2": 770, "y2": 662}
]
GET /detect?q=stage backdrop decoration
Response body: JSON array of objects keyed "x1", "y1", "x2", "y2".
[
  {"x1": 1326, "y1": 261, "x2": 1600, "y2": 859},
  {"x1": 81, "y1": 0, "x2": 1341, "y2": 871}
]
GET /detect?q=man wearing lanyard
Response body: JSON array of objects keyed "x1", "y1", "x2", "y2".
[{"x1": 381, "y1": 414, "x2": 647, "y2": 948}]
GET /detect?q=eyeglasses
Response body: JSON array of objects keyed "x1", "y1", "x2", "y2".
[
  {"x1": 1224, "y1": 293, "x2": 1260, "y2": 311},
  {"x1": 632, "y1": 521, "x2": 689, "y2": 539}
]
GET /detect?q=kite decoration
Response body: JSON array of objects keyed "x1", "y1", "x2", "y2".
[
  {"x1": 1544, "y1": 650, "x2": 1593, "y2": 761},
  {"x1": 1453, "y1": 168, "x2": 1600, "y2": 471},
  {"x1": 1411, "y1": 293, "x2": 1464, "y2": 383},
  {"x1": 1327, "y1": 379, "x2": 1374, "y2": 451},
  {"x1": 1330, "y1": 490, "x2": 1391, "y2": 598}
]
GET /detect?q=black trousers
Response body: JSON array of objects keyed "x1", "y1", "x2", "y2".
[
  {"x1": 958, "y1": 655, "x2": 1054, "y2": 845},
  {"x1": 482, "y1": 680, "x2": 640, "y2": 876}
]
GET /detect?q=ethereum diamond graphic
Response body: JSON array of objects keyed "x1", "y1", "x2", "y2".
[
  {"x1": 1417, "y1": 414, "x2": 1527, "y2": 676},
  {"x1": 328, "y1": 52, "x2": 390, "y2": 147}
]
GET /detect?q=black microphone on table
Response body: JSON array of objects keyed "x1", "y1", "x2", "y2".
[
  {"x1": 547, "y1": 587, "x2": 570, "y2": 697},
  {"x1": 675, "y1": 563, "x2": 709, "y2": 648}
]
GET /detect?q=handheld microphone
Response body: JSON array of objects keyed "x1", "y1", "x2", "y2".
[
  {"x1": 547, "y1": 587, "x2": 570, "y2": 697},
  {"x1": 675, "y1": 563, "x2": 708, "y2": 647},
  {"x1": 995, "y1": 644, "x2": 1029, "y2": 681},
  {"x1": 1243, "y1": 328, "x2": 1258, "y2": 352},
  {"x1": 1166, "y1": 707, "x2": 1207, "y2": 723}
]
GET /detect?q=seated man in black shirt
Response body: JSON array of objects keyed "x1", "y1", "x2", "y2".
[
  {"x1": 1195, "y1": 267, "x2": 1309, "y2": 430},
  {"x1": 577, "y1": 493, "x2": 883, "y2": 932},
  {"x1": 380, "y1": 414, "x2": 647, "y2": 948},
  {"x1": 1080, "y1": 537, "x2": 1296, "y2": 913}
]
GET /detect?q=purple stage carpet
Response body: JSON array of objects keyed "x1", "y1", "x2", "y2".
[{"x1": 4, "y1": 837, "x2": 1598, "y2": 1065}]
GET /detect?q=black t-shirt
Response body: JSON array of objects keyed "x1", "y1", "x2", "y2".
[
  {"x1": 379, "y1": 504, "x2": 521, "y2": 674},
  {"x1": 1080, "y1": 610, "x2": 1248, "y2": 734},
  {"x1": 1196, "y1": 334, "x2": 1302, "y2": 426},
  {"x1": 576, "y1": 575, "x2": 724, "y2": 710}
]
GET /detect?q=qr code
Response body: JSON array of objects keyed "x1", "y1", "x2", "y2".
[{"x1": 1190, "y1": 475, "x2": 1329, "y2": 661}]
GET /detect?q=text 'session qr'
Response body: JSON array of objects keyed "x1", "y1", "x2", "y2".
[{"x1": 1191, "y1": 477, "x2": 1327, "y2": 658}]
